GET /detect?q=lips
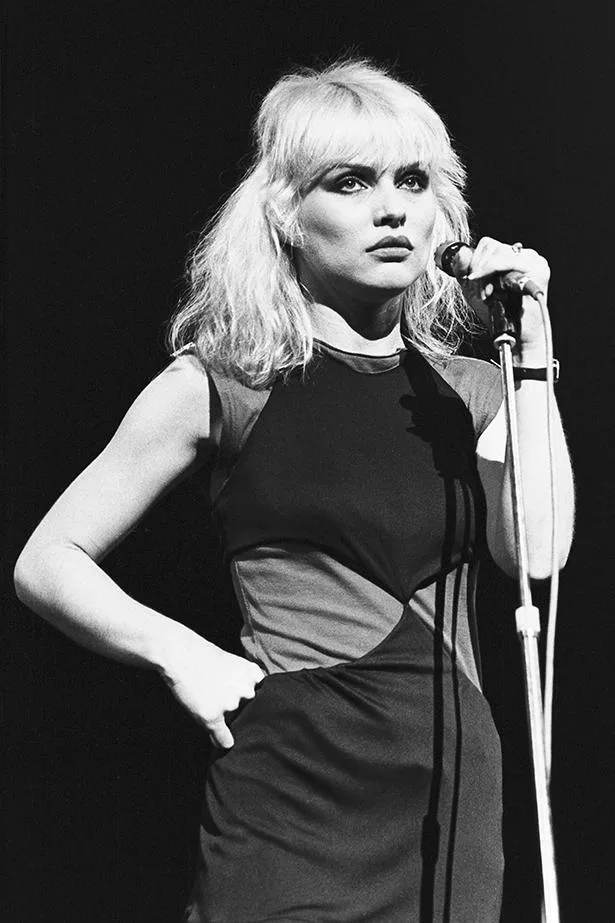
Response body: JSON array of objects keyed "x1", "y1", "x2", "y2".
[{"x1": 367, "y1": 236, "x2": 413, "y2": 252}]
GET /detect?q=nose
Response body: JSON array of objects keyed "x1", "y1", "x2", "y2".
[{"x1": 373, "y1": 182, "x2": 406, "y2": 229}]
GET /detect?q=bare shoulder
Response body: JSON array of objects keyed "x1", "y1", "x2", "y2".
[
  {"x1": 123, "y1": 353, "x2": 214, "y2": 445},
  {"x1": 13, "y1": 355, "x2": 216, "y2": 563}
]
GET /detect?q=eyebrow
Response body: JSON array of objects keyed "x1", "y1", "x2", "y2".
[{"x1": 323, "y1": 161, "x2": 429, "y2": 178}]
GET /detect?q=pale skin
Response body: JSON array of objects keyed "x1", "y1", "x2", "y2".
[{"x1": 13, "y1": 156, "x2": 575, "y2": 750}]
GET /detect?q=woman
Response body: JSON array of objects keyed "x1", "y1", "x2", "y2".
[{"x1": 14, "y1": 60, "x2": 574, "y2": 922}]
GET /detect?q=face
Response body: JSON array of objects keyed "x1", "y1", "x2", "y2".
[{"x1": 294, "y1": 158, "x2": 438, "y2": 317}]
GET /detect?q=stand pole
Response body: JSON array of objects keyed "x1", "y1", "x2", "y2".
[{"x1": 492, "y1": 307, "x2": 560, "y2": 922}]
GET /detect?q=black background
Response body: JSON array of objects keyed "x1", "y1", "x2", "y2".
[{"x1": 2, "y1": 2, "x2": 613, "y2": 921}]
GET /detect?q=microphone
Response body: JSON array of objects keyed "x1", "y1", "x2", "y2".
[{"x1": 434, "y1": 241, "x2": 543, "y2": 299}]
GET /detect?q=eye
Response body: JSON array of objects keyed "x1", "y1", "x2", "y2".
[
  {"x1": 399, "y1": 171, "x2": 429, "y2": 192},
  {"x1": 334, "y1": 174, "x2": 367, "y2": 193}
]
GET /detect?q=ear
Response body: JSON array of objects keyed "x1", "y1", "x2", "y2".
[{"x1": 266, "y1": 221, "x2": 298, "y2": 259}]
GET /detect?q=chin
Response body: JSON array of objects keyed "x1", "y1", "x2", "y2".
[
  {"x1": 372, "y1": 265, "x2": 420, "y2": 288},
  {"x1": 367, "y1": 275, "x2": 415, "y2": 299}
]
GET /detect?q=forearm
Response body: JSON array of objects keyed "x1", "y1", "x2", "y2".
[
  {"x1": 13, "y1": 543, "x2": 204, "y2": 672},
  {"x1": 491, "y1": 376, "x2": 575, "y2": 579}
]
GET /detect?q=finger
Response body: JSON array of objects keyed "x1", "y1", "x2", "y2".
[
  {"x1": 469, "y1": 238, "x2": 539, "y2": 282},
  {"x1": 467, "y1": 238, "x2": 502, "y2": 280},
  {"x1": 251, "y1": 663, "x2": 266, "y2": 684},
  {"x1": 239, "y1": 669, "x2": 265, "y2": 700},
  {"x1": 208, "y1": 717, "x2": 235, "y2": 749}
]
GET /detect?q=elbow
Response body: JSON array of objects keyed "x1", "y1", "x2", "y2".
[
  {"x1": 527, "y1": 563, "x2": 552, "y2": 582},
  {"x1": 487, "y1": 505, "x2": 575, "y2": 582},
  {"x1": 489, "y1": 543, "x2": 572, "y2": 582},
  {"x1": 529, "y1": 546, "x2": 572, "y2": 581},
  {"x1": 13, "y1": 548, "x2": 38, "y2": 606},
  {"x1": 527, "y1": 559, "x2": 564, "y2": 582},
  {"x1": 13, "y1": 540, "x2": 55, "y2": 608},
  {"x1": 14, "y1": 539, "x2": 93, "y2": 613},
  {"x1": 526, "y1": 518, "x2": 575, "y2": 580}
]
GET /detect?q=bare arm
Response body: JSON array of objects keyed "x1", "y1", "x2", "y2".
[
  {"x1": 467, "y1": 238, "x2": 575, "y2": 579},
  {"x1": 477, "y1": 382, "x2": 574, "y2": 579},
  {"x1": 14, "y1": 355, "x2": 263, "y2": 747}
]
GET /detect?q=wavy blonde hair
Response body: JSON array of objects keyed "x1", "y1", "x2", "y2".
[{"x1": 167, "y1": 58, "x2": 474, "y2": 388}]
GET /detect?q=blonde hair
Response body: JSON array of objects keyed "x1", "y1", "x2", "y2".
[{"x1": 167, "y1": 58, "x2": 474, "y2": 388}]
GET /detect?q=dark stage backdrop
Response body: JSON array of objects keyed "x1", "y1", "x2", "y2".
[{"x1": 2, "y1": 3, "x2": 612, "y2": 922}]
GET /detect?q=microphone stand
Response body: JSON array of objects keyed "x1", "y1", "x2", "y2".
[{"x1": 487, "y1": 288, "x2": 560, "y2": 923}]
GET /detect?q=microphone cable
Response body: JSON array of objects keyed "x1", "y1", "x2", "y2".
[{"x1": 535, "y1": 290, "x2": 559, "y2": 784}]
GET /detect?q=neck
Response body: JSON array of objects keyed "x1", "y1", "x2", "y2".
[{"x1": 309, "y1": 303, "x2": 405, "y2": 356}]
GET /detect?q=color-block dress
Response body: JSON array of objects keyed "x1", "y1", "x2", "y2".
[{"x1": 184, "y1": 340, "x2": 504, "y2": 923}]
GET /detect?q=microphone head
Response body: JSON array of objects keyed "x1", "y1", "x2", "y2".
[{"x1": 434, "y1": 240, "x2": 471, "y2": 278}]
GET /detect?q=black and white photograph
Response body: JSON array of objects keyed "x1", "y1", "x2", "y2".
[{"x1": 2, "y1": 2, "x2": 611, "y2": 921}]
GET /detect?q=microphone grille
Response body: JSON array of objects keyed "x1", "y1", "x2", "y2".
[{"x1": 434, "y1": 241, "x2": 469, "y2": 277}]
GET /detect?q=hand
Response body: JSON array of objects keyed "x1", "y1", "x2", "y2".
[
  {"x1": 460, "y1": 237, "x2": 551, "y2": 358},
  {"x1": 157, "y1": 626, "x2": 265, "y2": 749}
]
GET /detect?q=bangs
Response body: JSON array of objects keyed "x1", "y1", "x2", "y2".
[{"x1": 269, "y1": 87, "x2": 449, "y2": 192}]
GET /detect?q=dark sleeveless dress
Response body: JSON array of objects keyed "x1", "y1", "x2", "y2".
[{"x1": 184, "y1": 342, "x2": 504, "y2": 923}]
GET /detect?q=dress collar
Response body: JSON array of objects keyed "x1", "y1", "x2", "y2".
[{"x1": 313, "y1": 338, "x2": 408, "y2": 375}]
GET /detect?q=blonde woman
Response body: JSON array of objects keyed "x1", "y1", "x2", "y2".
[{"x1": 15, "y1": 59, "x2": 574, "y2": 922}]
